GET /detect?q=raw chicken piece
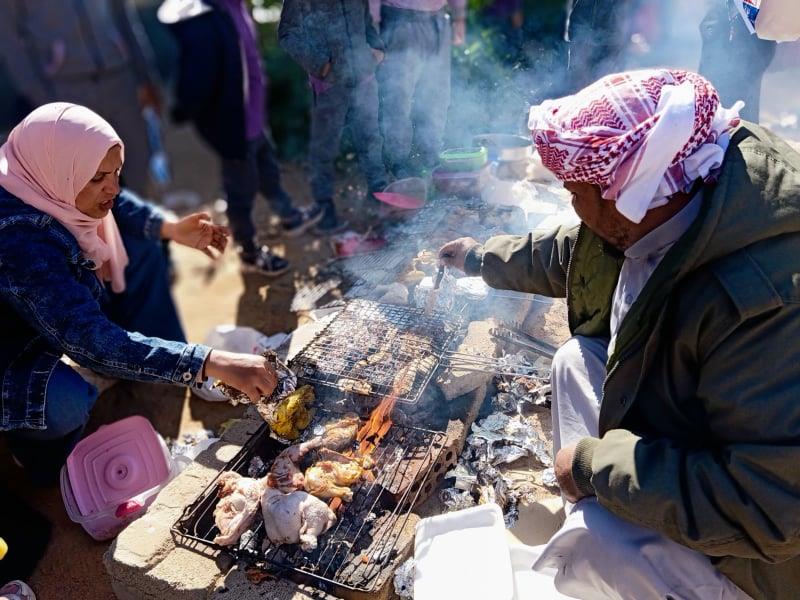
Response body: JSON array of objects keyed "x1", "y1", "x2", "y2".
[
  {"x1": 304, "y1": 451, "x2": 373, "y2": 502},
  {"x1": 269, "y1": 440, "x2": 319, "y2": 492},
  {"x1": 262, "y1": 487, "x2": 336, "y2": 552},
  {"x1": 212, "y1": 472, "x2": 269, "y2": 546},
  {"x1": 318, "y1": 414, "x2": 360, "y2": 451}
]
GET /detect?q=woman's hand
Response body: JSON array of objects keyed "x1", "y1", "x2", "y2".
[
  {"x1": 162, "y1": 212, "x2": 230, "y2": 258},
  {"x1": 204, "y1": 350, "x2": 278, "y2": 403},
  {"x1": 438, "y1": 237, "x2": 479, "y2": 271}
]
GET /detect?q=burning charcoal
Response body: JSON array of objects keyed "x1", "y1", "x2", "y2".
[
  {"x1": 394, "y1": 558, "x2": 415, "y2": 599},
  {"x1": 541, "y1": 467, "x2": 559, "y2": 489},
  {"x1": 440, "y1": 488, "x2": 477, "y2": 512},
  {"x1": 247, "y1": 456, "x2": 266, "y2": 478}
]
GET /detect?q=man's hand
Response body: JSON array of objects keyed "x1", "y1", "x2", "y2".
[
  {"x1": 371, "y1": 48, "x2": 385, "y2": 64},
  {"x1": 161, "y1": 212, "x2": 230, "y2": 258},
  {"x1": 137, "y1": 83, "x2": 162, "y2": 114},
  {"x1": 452, "y1": 18, "x2": 466, "y2": 46},
  {"x1": 438, "y1": 237, "x2": 479, "y2": 271},
  {"x1": 204, "y1": 350, "x2": 278, "y2": 404},
  {"x1": 555, "y1": 443, "x2": 587, "y2": 503},
  {"x1": 320, "y1": 61, "x2": 332, "y2": 78}
]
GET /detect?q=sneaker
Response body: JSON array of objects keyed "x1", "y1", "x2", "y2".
[
  {"x1": 280, "y1": 204, "x2": 324, "y2": 238},
  {"x1": 0, "y1": 581, "x2": 36, "y2": 600},
  {"x1": 240, "y1": 246, "x2": 290, "y2": 277},
  {"x1": 314, "y1": 201, "x2": 349, "y2": 234}
]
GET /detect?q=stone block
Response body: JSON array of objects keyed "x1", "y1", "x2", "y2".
[{"x1": 437, "y1": 320, "x2": 499, "y2": 400}]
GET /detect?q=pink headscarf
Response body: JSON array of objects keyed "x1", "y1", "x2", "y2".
[
  {"x1": 528, "y1": 69, "x2": 743, "y2": 223},
  {"x1": 0, "y1": 103, "x2": 129, "y2": 292}
]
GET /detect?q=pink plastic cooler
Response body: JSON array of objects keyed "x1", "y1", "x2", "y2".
[{"x1": 60, "y1": 415, "x2": 174, "y2": 541}]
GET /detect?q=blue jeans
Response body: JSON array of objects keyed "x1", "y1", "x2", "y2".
[
  {"x1": 6, "y1": 232, "x2": 185, "y2": 478},
  {"x1": 221, "y1": 131, "x2": 295, "y2": 253}
]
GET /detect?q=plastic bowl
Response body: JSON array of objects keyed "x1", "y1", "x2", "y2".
[{"x1": 438, "y1": 146, "x2": 489, "y2": 172}]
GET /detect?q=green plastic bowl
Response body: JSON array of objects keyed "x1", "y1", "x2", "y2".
[{"x1": 438, "y1": 146, "x2": 489, "y2": 172}]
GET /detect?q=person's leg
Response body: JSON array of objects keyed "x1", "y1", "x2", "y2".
[
  {"x1": 549, "y1": 336, "x2": 609, "y2": 455},
  {"x1": 309, "y1": 83, "x2": 350, "y2": 229},
  {"x1": 378, "y1": 12, "x2": 425, "y2": 178},
  {"x1": 252, "y1": 130, "x2": 296, "y2": 220},
  {"x1": 698, "y1": 0, "x2": 776, "y2": 122},
  {"x1": 411, "y1": 13, "x2": 451, "y2": 171},
  {"x1": 105, "y1": 232, "x2": 186, "y2": 342},
  {"x1": 347, "y1": 76, "x2": 388, "y2": 196},
  {"x1": 221, "y1": 140, "x2": 260, "y2": 255},
  {"x1": 6, "y1": 362, "x2": 99, "y2": 484}
]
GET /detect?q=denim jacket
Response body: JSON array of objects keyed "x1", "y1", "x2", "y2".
[{"x1": 0, "y1": 186, "x2": 210, "y2": 431}]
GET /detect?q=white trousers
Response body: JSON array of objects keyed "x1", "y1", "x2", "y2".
[{"x1": 529, "y1": 336, "x2": 751, "y2": 600}]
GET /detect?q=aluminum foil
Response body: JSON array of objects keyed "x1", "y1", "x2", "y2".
[
  {"x1": 214, "y1": 350, "x2": 297, "y2": 406},
  {"x1": 393, "y1": 558, "x2": 415, "y2": 599},
  {"x1": 541, "y1": 467, "x2": 559, "y2": 489},
  {"x1": 440, "y1": 488, "x2": 477, "y2": 512}
]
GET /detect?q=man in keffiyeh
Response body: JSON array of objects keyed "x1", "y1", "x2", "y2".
[{"x1": 440, "y1": 69, "x2": 800, "y2": 599}]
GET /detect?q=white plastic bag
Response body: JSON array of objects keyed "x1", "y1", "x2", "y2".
[{"x1": 194, "y1": 325, "x2": 289, "y2": 402}]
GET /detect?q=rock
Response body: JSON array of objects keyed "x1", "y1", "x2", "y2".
[
  {"x1": 436, "y1": 321, "x2": 499, "y2": 400},
  {"x1": 520, "y1": 298, "x2": 570, "y2": 348}
]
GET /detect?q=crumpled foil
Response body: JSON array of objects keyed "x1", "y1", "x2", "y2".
[
  {"x1": 469, "y1": 412, "x2": 552, "y2": 467},
  {"x1": 541, "y1": 467, "x2": 559, "y2": 489},
  {"x1": 440, "y1": 488, "x2": 477, "y2": 512},
  {"x1": 214, "y1": 350, "x2": 297, "y2": 406},
  {"x1": 247, "y1": 456, "x2": 266, "y2": 478},
  {"x1": 393, "y1": 558, "x2": 415, "y2": 599},
  {"x1": 445, "y1": 461, "x2": 478, "y2": 491}
]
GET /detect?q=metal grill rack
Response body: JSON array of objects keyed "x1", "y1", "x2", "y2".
[
  {"x1": 172, "y1": 420, "x2": 446, "y2": 597},
  {"x1": 289, "y1": 300, "x2": 462, "y2": 404}
]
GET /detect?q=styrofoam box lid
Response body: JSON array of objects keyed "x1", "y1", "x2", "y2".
[{"x1": 66, "y1": 415, "x2": 171, "y2": 516}]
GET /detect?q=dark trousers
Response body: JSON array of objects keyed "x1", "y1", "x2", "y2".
[
  {"x1": 309, "y1": 76, "x2": 386, "y2": 202},
  {"x1": 698, "y1": 0, "x2": 776, "y2": 123},
  {"x1": 221, "y1": 131, "x2": 294, "y2": 252},
  {"x1": 7, "y1": 232, "x2": 185, "y2": 479},
  {"x1": 563, "y1": 0, "x2": 634, "y2": 94},
  {"x1": 378, "y1": 6, "x2": 452, "y2": 177}
]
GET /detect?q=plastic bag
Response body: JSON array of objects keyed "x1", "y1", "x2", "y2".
[{"x1": 193, "y1": 326, "x2": 289, "y2": 402}]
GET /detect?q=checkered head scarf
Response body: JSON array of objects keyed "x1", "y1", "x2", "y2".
[{"x1": 528, "y1": 69, "x2": 743, "y2": 223}]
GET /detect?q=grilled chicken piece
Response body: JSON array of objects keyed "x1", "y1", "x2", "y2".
[
  {"x1": 337, "y1": 378, "x2": 373, "y2": 395},
  {"x1": 212, "y1": 472, "x2": 269, "y2": 546},
  {"x1": 269, "y1": 440, "x2": 320, "y2": 493},
  {"x1": 262, "y1": 487, "x2": 336, "y2": 552},
  {"x1": 304, "y1": 451, "x2": 373, "y2": 502},
  {"x1": 317, "y1": 413, "x2": 360, "y2": 451}
]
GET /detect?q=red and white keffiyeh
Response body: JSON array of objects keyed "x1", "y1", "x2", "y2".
[{"x1": 528, "y1": 69, "x2": 744, "y2": 223}]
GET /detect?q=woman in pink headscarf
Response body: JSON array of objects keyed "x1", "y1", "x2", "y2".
[{"x1": 0, "y1": 104, "x2": 279, "y2": 483}]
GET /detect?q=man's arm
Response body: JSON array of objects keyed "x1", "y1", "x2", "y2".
[
  {"x1": 571, "y1": 289, "x2": 800, "y2": 562},
  {"x1": 277, "y1": 0, "x2": 330, "y2": 76},
  {"x1": 0, "y1": 1, "x2": 52, "y2": 104},
  {"x1": 468, "y1": 223, "x2": 579, "y2": 297}
]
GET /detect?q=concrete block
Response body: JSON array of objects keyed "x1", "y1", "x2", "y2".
[
  {"x1": 144, "y1": 548, "x2": 222, "y2": 599},
  {"x1": 211, "y1": 568, "x2": 339, "y2": 600},
  {"x1": 437, "y1": 320, "x2": 499, "y2": 400}
]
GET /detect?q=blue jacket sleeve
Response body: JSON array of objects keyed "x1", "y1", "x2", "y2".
[
  {"x1": 0, "y1": 226, "x2": 209, "y2": 384},
  {"x1": 112, "y1": 189, "x2": 165, "y2": 241}
]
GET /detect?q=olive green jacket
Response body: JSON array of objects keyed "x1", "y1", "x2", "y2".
[{"x1": 468, "y1": 123, "x2": 800, "y2": 600}]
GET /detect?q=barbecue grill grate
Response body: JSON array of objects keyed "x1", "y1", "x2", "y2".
[
  {"x1": 289, "y1": 299, "x2": 462, "y2": 404},
  {"x1": 172, "y1": 418, "x2": 446, "y2": 596}
]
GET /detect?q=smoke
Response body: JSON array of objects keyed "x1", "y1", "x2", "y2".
[{"x1": 444, "y1": 0, "x2": 800, "y2": 144}]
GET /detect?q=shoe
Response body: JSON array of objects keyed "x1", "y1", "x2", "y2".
[
  {"x1": 240, "y1": 246, "x2": 290, "y2": 277},
  {"x1": 280, "y1": 204, "x2": 324, "y2": 238},
  {"x1": 314, "y1": 201, "x2": 349, "y2": 234},
  {"x1": 0, "y1": 581, "x2": 36, "y2": 600}
]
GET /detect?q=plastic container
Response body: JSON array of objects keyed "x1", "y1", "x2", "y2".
[
  {"x1": 60, "y1": 416, "x2": 175, "y2": 541},
  {"x1": 438, "y1": 146, "x2": 488, "y2": 172},
  {"x1": 432, "y1": 163, "x2": 490, "y2": 198}
]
